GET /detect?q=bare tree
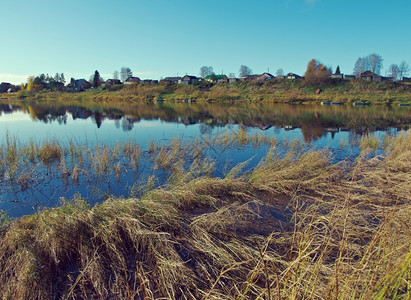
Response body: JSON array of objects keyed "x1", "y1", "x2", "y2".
[
  {"x1": 276, "y1": 68, "x2": 284, "y2": 77},
  {"x1": 113, "y1": 71, "x2": 119, "y2": 80},
  {"x1": 239, "y1": 65, "x2": 252, "y2": 77},
  {"x1": 120, "y1": 67, "x2": 133, "y2": 82},
  {"x1": 398, "y1": 61, "x2": 409, "y2": 80},
  {"x1": 228, "y1": 72, "x2": 236, "y2": 78},
  {"x1": 368, "y1": 53, "x2": 383, "y2": 75},
  {"x1": 353, "y1": 57, "x2": 364, "y2": 77},
  {"x1": 199, "y1": 66, "x2": 214, "y2": 78},
  {"x1": 388, "y1": 64, "x2": 400, "y2": 81}
]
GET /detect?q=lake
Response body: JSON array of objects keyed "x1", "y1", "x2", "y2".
[{"x1": 0, "y1": 99, "x2": 410, "y2": 218}]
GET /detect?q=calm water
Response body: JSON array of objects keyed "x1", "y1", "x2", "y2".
[{"x1": 0, "y1": 100, "x2": 410, "y2": 217}]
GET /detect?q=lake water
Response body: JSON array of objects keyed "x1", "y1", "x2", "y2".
[{"x1": 0, "y1": 100, "x2": 410, "y2": 218}]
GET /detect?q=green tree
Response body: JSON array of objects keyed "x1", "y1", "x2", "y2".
[
  {"x1": 335, "y1": 65, "x2": 341, "y2": 75},
  {"x1": 93, "y1": 70, "x2": 101, "y2": 87},
  {"x1": 200, "y1": 66, "x2": 214, "y2": 78}
]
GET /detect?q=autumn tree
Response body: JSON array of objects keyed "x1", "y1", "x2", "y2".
[
  {"x1": 239, "y1": 65, "x2": 252, "y2": 77},
  {"x1": 200, "y1": 66, "x2": 214, "y2": 78},
  {"x1": 304, "y1": 59, "x2": 331, "y2": 85},
  {"x1": 26, "y1": 77, "x2": 34, "y2": 91}
]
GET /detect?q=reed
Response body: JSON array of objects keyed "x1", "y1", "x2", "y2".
[{"x1": 0, "y1": 133, "x2": 409, "y2": 299}]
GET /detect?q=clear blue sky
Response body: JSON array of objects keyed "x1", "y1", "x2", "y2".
[{"x1": 1, "y1": 0, "x2": 410, "y2": 84}]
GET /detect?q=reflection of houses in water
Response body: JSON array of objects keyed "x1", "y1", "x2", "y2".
[
  {"x1": 283, "y1": 125, "x2": 296, "y2": 131},
  {"x1": 177, "y1": 117, "x2": 197, "y2": 125},
  {"x1": 71, "y1": 107, "x2": 93, "y2": 120},
  {"x1": 326, "y1": 128, "x2": 339, "y2": 139}
]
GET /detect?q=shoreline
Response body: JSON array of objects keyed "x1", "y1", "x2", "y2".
[{"x1": 2, "y1": 79, "x2": 411, "y2": 105}]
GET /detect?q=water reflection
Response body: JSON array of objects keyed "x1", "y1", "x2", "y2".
[
  {"x1": 0, "y1": 99, "x2": 409, "y2": 218},
  {"x1": 0, "y1": 101, "x2": 409, "y2": 142}
]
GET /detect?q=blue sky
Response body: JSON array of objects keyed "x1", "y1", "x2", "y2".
[{"x1": 1, "y1": 0, "x2": 410, "y2": 84}]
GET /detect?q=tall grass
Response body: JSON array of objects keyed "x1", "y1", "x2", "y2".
[{"x1": 0, "y1": 133, "x2": 409, "y2": 298}]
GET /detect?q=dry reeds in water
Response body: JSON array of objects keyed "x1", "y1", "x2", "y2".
[{"x1": 0, "y1": 133, "x2": 410, "y2": 299}]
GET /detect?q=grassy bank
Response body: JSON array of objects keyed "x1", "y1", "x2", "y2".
[
  {"x1": 6, "y1": 79, "x2": 411, "y2": 104},
  {"x1": 0, "y1": 133, "x2": 410, "y2": 299}
]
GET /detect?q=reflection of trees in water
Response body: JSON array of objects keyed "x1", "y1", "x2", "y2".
[
  {"x1": 1, "y1": 101, "x2": 410, "y2": 142},
  {"x1": 199, "y1": 123, "x2": 213, "y2": 135},
  {"x1": 122, "y1": 117, "x2": 134, "y2": 131},
  {"x1": 94, "y1": 112, "x2": 103, "y2": 128}
]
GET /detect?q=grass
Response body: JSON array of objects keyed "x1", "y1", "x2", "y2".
[
  {"x1": 5, "y1": 78, "x2": 411, "y2": 104},
  {"x1": 0, "y1": 132, "x2": 410, "y2": 299}
]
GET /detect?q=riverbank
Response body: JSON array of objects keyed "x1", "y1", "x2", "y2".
[
  {"x1": 5, "y1": 79, "x2": 411, "y2": 104},
  {"x1": 0, "y1": 133, "x2": 410, "y2": 299}
]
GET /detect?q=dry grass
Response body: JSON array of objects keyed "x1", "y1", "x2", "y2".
[{"x1": 0, "y1": 134, "x2": 410, "y2": 299}]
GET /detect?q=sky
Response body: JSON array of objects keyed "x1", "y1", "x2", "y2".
[{"x1": 1, "y1": 0, "x2": 411, "y2": 84}]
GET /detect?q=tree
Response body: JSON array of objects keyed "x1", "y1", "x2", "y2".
[
  {"x1": 239, "y1": 65, "x2": 252, "y2": 77},
  {"x1": 200, "y1": 66, "x2": 214, "y2": 78},
  {"x1": 368, "y1": 53, "x2": 383, "y2": 75},
  {"x1": 388, "y1": 64, "x2": 400, "y2": 81},
  {"x1": 228, "y1": 72, "x2": 236, "y2": 78},
  {"x1": 113, "y1": 71, "x2": 119, "y2": 80},
  {"x1": 398, "y1": 61, "x2": 409, "y2": 80},
  {"x1": 276, "y1": 68, "x2": 284, "y2": 77},
  {"x1": 335, "y1": 65, "x2": 341, "y2": 75},
  {"x1": 93, "y1": 70, "x2": 101, "y2": 87},
  {"x1": 27, "y1": 77, "x2": 34, "y2": 91},
  {"x1": 120, "y1": 67, "x2": 132, "y2": 82},
  {"x1": 60, "y1": 73, "x2": 66, "y2": 85},
  {"x1": 54, "y1": 73, "x2": 61, "y2": 83},
  {"x1": 354, "y1": 58, "x2": 365, "y2": 77},
  {"x1": 354, "y1": 54, "x2": 383, "y2": 76},
  {"x1": 304, "y1": 58, "x2": 331, "y2": 85}
]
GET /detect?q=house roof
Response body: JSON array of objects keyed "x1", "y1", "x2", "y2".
[
  {"x1": 182, "y1": 75, "x2": 198, "y2": 80},
  {"x1": 360, "y1": 71, "x2": 380, "y2": 77},
  {"x1": 163, "y1": 77, "x2": 181, "y2": 81},
  {"x1": 286, "y1": 73, "x2": 301, "y2": 78},
  {"x1": 125, "y1": 76, "x2": 141, "y2": 82},
  {"x1": 106, "y1": 79, "x2": 122, "y2": 84}
]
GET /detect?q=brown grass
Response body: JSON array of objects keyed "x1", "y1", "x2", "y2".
[{"x1": 0, "y1": 133, "x2": 410, "y2": 299}]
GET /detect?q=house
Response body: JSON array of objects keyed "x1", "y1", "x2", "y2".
[
  {"x1": 381, "y1": 76, "x2": 393, "y2": 82},
  {"x1": 124, "y1": 77, "x2": 141, "y2": 84},
  {"x1": 141, "y1": 79, "x2": 158, "y2": 84},
  {"x1": 74, "y1": 79, "x2": 92, "y2": 91},
  {"x1": 359, "y1": 71, "x2": 382, "y2": 82},
  {"x1": 228, "y1": 77, "x2": 238, "y2": 83},
  {"x1": 344, "y1": 75, "x2": 355, "y2": 80},
  {"x1": 105, "y1": 79, "x2": 122, "y2": 87},
  {"x1": 402, "y1": 76, "x2": 411, "y2": 82},
  {"x1": 286, "y1": 73, "x2": 302, "y2": 79},
  {"x1": 0, "y1": 82, "x2": 12, "y2": 93},
  {"x1": 330, "y1": 74, "x2": 343, "y2": 79},
  {"x1": 217, "y1": 78, "x2": 229, "y2": 83},
  {"x1": 259, "y1": 73, "x2": 275, "y2": 80},
  {"x1": 161, "y1": 77, "x2": 181, "y2": 84},
  {"x1": 178, "y1": 75, "x2": 199, "y2": 85}
]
